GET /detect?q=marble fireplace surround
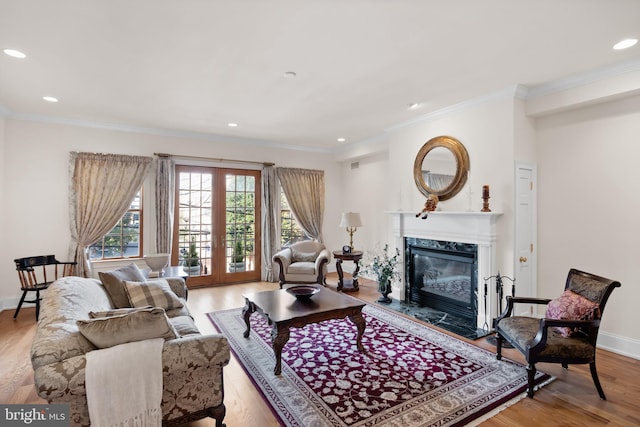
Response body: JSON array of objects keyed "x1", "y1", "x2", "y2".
[{"x1": 387, "y1": 211, "x2": 503, "y2": 329}]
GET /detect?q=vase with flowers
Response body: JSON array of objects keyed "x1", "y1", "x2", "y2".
[{"x1": 359, "y1": 244, "x2": 401, "y2": 304}]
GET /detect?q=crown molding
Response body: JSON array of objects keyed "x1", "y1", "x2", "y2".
[
  {"x1": 526, "y1": 59, "x2": 640, "y2": 99},
  {"x1": 383, "y1": 85, "x2": 523, "y2": 134},
  {"x1": 5, "y1": 111, "x2": 333, "y2": 154}
]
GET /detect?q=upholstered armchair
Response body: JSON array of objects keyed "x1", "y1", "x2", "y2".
[
  {"x1": 273, "y1": 241, "x2": 330, "y2": 288},
  {"x1": 495, "y1": 268, "x2": 621, "y2": 399}
]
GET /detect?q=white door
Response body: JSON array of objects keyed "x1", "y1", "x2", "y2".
[{"x1": 515, "y1": 163, "x2": 536, "y2": 314}]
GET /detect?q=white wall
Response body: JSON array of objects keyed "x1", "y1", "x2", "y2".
[
  {"x1": 0, "y1": 119, "x2": 344, "y2": 306},
  {"x1": 535, "y1": 94, "x2": 640, "y2": 357},
  {"x1": 337, "y1": 93, "x2": 519, "y2": 282}
]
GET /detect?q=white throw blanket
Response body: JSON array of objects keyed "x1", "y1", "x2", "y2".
[{"x1": 86, "y1": 338, "x2": 164, "y2": 427}]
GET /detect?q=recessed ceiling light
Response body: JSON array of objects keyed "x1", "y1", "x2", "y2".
[
  {"x1": 43, "y1": 96, "x2": 58, "y2": 103},
  {"x1": 227, "y1": 122, "x2": 238, "y2": 127},
  {"x1": 3, "y1": 48, "x2": 26, "y2": 59},
  {"x1": 613, "y1": 38, "x2": 638, "y2": 50},
  {"x1": 407, "y1": 103, "x2": 422, "y2": 110},
  {"x1": 283, "y1": 71, "x2": 297, "y2": 78},
  {"x1": 337, "y1": 137, "x2": 346, "y2": 142}
]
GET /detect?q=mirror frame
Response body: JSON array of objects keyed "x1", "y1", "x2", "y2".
[{"x1": 413, "y1": 135, "x2": 470, "y2": 201}]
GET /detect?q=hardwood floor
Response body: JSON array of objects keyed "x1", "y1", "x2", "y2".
[{"x1": 2, "y1": 275, "x2": 639, "y2": 426}]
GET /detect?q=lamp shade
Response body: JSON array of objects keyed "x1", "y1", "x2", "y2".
[{"x1": 340, "y1": 212, "x2": 362, "y2": 228}]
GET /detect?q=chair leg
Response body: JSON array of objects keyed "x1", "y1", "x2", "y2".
[
  {"x1": 13, "y1": 291, "x2": 28, "y2": 319},
  {"x1": 526, "y1": 363, "x2": 537, "y2": 398},
  {"x1": 590, "y1": 361, "x2": 607, "y2": 400},
  {"x1": 495, "y1": 333, "x2": 503, "y2": 360},
  {"x1": 35, "y1": 289, "x2": 41, "y2": 321}
]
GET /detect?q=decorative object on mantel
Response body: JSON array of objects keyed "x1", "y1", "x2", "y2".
[
  {"x1": 483, "y1": 271, "x2": 515, "y2": 347},
  {"x1": 339, "y1": 212, "x2": 362, "y2": 250},
  {"x1": 359, "y1": 244, "x2": 401, "y2": 304},
  {"x1": 481, "y1": 184, "x2": 492, "y2": 212},
  {"x1": 415, "y1": 194, "x2": 439, "y2": 219}
]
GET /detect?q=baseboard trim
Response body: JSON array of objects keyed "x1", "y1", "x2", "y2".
[{"x1": 598, "y1": 331, "x2": 640, "y2": 360}]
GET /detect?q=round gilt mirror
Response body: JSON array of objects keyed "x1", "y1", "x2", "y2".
[{"x1": 413, "y1": 135, "x2": 470, "y2": 201}]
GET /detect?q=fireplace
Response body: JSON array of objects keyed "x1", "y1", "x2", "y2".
[
  {"x1": 388, "y1": 211, "x2": 502, "y2": 329},
  {"x1": 406, "y1": 238, "x2": 478, "y2": 323}
]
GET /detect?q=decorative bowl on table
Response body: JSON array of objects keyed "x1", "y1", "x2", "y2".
[
  {"x1": 144, "y1": 253, "x2": 170, "y2": 277},
  {"x1": 286, "y1": 285, "x2": 321, "y2": 301}
]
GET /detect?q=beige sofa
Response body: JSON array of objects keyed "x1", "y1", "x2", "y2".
[{"x1": 30, "y1": 273, "x2": 230, "y2": 427}]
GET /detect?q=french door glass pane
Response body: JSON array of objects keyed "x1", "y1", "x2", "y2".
[
  {"x1": 225, "y1": 174, "x2": 256, "y2": 272},
  {"x1": 177, "y1": 171, "x2": 212, "y2": 276}
]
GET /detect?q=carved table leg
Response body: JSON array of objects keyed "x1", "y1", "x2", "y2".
[
  {"x1": 348, "y1": 311, "x2": 367, "y2": 353},
  {"x1": 336, "y1": 258, "x2": 344, "y2": 291},
  {"x1": 242, "y1": 299, "x2": 255, "y2": 338},
  {"x1": 272, "y1": 323, "x2": 290, "y2": 375}
]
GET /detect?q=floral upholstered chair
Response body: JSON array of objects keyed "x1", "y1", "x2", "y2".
[{"x1": 495, "y1": 268, "x2": 621, "y2": 399}]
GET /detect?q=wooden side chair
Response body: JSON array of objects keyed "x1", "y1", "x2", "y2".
[
  {"x1": 495, "y1": 268, "x2": 621, "y2": 399},
  {"x1": 14, "y1": 255, "x2": 77, "y2": 320}
]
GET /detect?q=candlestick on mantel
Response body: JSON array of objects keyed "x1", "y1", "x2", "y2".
[{"x1": 481, "y1": 185, "x2": 491, "y2": 212}]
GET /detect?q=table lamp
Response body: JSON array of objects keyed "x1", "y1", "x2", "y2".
[{"x1": 340, "y1": 212, "x2": 362, "y2": 250}]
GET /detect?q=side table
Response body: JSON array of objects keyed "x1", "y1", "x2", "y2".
[{"x1": 332, "y1": 250, "x2": 363, "y2": 292}]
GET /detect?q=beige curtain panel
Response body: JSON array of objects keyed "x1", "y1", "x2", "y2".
[
  {"x1": 155, "y1": 157, "x2": 175, "y2": 254},
  {"x1": 261, "y1": 165, "x2": 278, "y2": 282},
  {"x1": 276, "y1": 167, "x2": 325, "y2": 242},
  {"x1": 69, "y1": 152, "x2": 153, "y2": 277}
]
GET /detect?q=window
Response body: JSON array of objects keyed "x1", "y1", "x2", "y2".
[
  {"x1": 280, "y1": 190, "x2": 307, "y2": 247},
  {"x1": 89, "y1": 191, "x2": 142, "y2": 260}
]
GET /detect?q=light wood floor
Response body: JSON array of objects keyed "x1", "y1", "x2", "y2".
[{"x1": 2, "y1": 275, "x2": 639, "y2": 426}]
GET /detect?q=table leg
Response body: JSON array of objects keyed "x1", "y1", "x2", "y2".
[
  {"x1": 348, "y1": 311, "x2": 366, "y2": 353},
  {"x1": 336, "y1": 258, "x2": 344, "y2": 291},
  {"x1": 242, "y1": 299, "x2": 255, "y2": 338},
  {"x1": 271, "y1": 323, "x2": 290, "y2": 375}
]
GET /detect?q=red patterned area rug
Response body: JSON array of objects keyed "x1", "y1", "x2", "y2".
[{"x1": 207, "y1": 304, "x2": 552, "y2": 427}]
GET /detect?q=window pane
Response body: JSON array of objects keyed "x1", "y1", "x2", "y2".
[
  {"x1": 89, "y1": 191, "x2": 142, "y2": 260},
  {"x1": 280, "y1": 190, "x2": 307, "y2": 247}
]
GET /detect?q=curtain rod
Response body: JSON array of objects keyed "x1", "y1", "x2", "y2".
[{"x1": 154, "y1": 152, "x2": 275, "y2": 167}]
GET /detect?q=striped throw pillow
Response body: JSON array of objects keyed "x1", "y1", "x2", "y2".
[{"x1": 124, "y1": 279, "x2": 184, "y2": 310}]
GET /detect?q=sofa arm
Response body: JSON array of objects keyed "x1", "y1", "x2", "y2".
[
  {"x1": 165, "y1": 277, "x2": 188, "y2": 300},
  {"x1": 161, "y1": 334, "x2": 230, "y2": 421},
  {"x1": 315, "y1": 248, "x2": 331, "y2": 270},
  {"x1": 273, "y1": 248, "x2": 292, "y2": 269}
]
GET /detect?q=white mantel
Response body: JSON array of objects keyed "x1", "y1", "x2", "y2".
[{"x1": 387, "y1": 211, "x2": 503, "y2": 329}]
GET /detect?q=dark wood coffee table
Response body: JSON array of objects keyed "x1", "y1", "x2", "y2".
[{"x1": 242, "y1": 287, "x2": 367, "y2": 375}]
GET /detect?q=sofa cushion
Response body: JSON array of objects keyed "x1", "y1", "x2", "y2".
[
  {"x1": 288, "y1": 261, "x2": 316, "y2": 274},
  {"x1": 170, "y1": 315, "x2": 201, "y2": 337},
  {"x1": 77, "y1": 307, "x2": 177, "y2": 348},
  {"x1": 124, "y1": 279, "x2": 184, "y2": 310},
  {"x1": 98, "y1": 263, "x2": 146, "y2": 308},
  {"x1": 545, "y1": 289, "x2": 600, "y2": 337},
  {"x1": 291, "y1": 248, "x2": 318, "y2": 263},
  {"x1": 89, "y1": 306, "x2": 153, "y2": 318}
]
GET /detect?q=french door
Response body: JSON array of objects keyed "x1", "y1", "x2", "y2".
[{"x1": 172, "y1": 166, "x2": 261, "y2": 287}]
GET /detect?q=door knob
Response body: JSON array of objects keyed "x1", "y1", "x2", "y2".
[{"x1": 519, "y1": 256, "x2": 528, "y2": 263}]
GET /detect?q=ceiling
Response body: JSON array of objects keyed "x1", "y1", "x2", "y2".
[{"x1": 1, "y1": 0, "x2": 639, "y2": 151}]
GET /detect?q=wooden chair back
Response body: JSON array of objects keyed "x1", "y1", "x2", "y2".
[{"x1": 14, "y1": 255, "x2": 76, "y2": 290}]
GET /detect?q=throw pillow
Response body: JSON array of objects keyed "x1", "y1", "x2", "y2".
[
  {"x1": 99, "y1": 263, "x2": 146, "y2": 308},
  {"x1": 123, "y1": 279, "x2": 184, "y2": 310},
  {"x1": 545, "y1": 289, "x2": 600, "y2": 337},
  {"x1": 89, "y1": 306, "x2": 153, "y2": 318},
  {"x1": 291, "y1": 248, "x2": 318, "y2": 263},
  {"x1": 77, "y1": 307, "x2": 177, "y2": 348}
]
